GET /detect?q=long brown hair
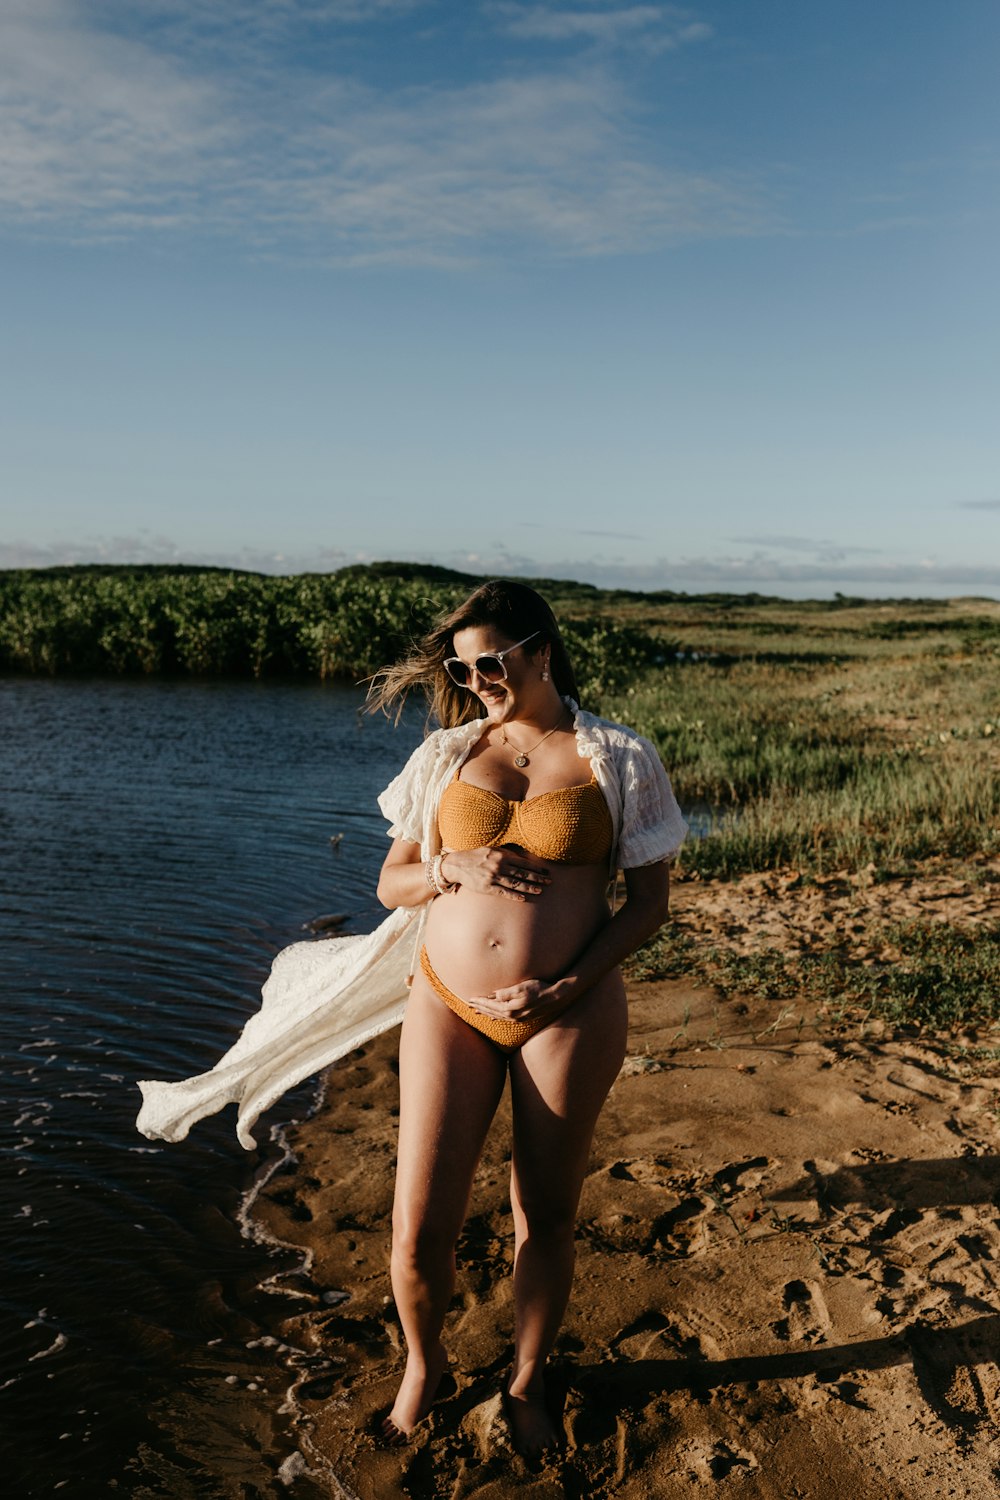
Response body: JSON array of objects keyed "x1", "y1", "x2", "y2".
[{"x1": 366, "y1": 579, "x2": 580, "y2": 728}]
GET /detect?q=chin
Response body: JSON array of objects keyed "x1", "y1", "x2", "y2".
[{"x1": 481, "y1": 693, "x2": 510, "y2": 717}]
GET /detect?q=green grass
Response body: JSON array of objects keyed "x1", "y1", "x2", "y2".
[
  {"x1": 601, "y1": 601, "x2": 999, "y2": 876},
  {"x1": 626, "y1": 920, "x2": 1000, "y2": 1031}
]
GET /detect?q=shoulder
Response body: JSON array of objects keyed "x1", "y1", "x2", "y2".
[
  {"x1": 392, "y1": 719, "x2": 484, "y2": 781},
  {"x1": 573, "y1": 705, "x2": 686, "y2": 863},
  {"x1": 574, "y1": 708, "x2": 659, "y2": 763},
  {"x1": 418, "y1": 718, "x2": 484, "y2": 758}
]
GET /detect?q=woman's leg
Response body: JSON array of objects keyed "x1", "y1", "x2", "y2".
[
  {"x1": 505, "y1": 970, "x2": 628, "y2": 1454},
  {"x1": 387, "y1": 975, "x2": 509, "y2": 1434}
]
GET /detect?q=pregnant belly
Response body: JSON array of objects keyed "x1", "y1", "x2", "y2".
[{"x1": 423, "y1": 862, "x2": 612, "y2": 999}]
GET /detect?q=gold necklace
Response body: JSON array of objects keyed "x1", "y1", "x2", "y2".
[{"x1": 500, "y1": 709, "x2": 567, "y2": 768}]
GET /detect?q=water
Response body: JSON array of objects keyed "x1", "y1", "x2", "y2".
[{"x1": 0, "y1": 677, "x2": 422, "y2": 1496}]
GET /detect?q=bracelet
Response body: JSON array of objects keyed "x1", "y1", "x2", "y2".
[{"x1": 429, "y1": 853, "x2": 457, "y2": 895}]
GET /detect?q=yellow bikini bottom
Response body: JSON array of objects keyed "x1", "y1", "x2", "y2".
[{"x1": 418, "y1": 946, "x2": 571, "y2": 1054}]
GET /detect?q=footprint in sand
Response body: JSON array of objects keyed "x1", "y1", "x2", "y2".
[
  {"x1": 906, "y1": 1318, "x2": 1000, "y2": 1436},
  {"x1": 771, "y1": 1279, "x2": 831, "y2": 1344},
  {"x1": 679, "y1": 1438, "x2": 760, "y2": 1483},
  {"x1": 710, "y1": 1156, "x2": 771, "y2": 1195},
  {"x1": 610, "y1": 1309, "x2": 708, "y2": 1361},
  {"x1": 647, "y1": 1195, "x2": 714, "y2": 1258}
]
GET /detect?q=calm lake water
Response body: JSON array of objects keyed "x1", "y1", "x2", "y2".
[{"x1": 0, "y1": 677, "x2": 422, "y2": 1497}]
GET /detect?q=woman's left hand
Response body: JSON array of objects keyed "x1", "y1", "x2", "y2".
[{"x1": 466, "y1": 977, "x2": 576, "y2": 1024}]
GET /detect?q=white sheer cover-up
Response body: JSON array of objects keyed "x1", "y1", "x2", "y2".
[
  {"x1": 135, "y1": 703, "x2": 687, "y2": 1150},
  {"x1": 136, "y1": 906, "x2": 416, "y2": 1149}
]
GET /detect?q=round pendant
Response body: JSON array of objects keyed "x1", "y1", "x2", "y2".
[{"x1": 514, "y1": 753, "x2": 529, "y2": 768}]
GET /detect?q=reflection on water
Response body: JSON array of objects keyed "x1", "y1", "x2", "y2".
[{"x1": 0, "y1": 677, "x2": 421, "y2": 1496}]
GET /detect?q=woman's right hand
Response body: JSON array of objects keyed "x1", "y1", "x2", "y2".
[{"x1": 440, "y1": 847, "x2": 551, "y2": 901}]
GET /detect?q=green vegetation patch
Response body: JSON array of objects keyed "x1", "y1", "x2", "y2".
[
  {"x1": 627, "y1": 920, "x2": 1000, "y2": 1031},
  {"x1": 0, "y1": 564, "x2": 673, "y2": 710}
]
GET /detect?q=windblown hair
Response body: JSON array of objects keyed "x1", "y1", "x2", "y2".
[{"x1": 366, "y1": 579, "x2": 580, "y2": 729}]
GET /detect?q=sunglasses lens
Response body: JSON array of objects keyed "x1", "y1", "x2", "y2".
[
  {"x1": 444, "y1": 654, "x2": 507, "y2": 687},
  {"x1": 474, "y1": 656, "x2": 505, "y2": 682}
]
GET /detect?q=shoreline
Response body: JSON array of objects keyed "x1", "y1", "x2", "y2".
[
  {"x1": 230, "y1": 1089, "x2": 363, "y2": 1499},
  {"x1": 244, "y1": 869, "x2": 1000, "y2": 1498}
]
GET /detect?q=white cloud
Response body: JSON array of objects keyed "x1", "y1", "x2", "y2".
[
  {"x1": 0, "y1": 0, "x2": 761, "y2": 261},
  {"x1": 728, "y1": 534, "x2": 885, "y2": 559},
  {"x1": 287, "y1": 72, "x2": 764, "y2": 262},
  {"x1": 658, "y1": 556, "x2": 1000, "y2": 588},
  {"x1": 98, "y1": 0, "x2": 431, "y2": 40},
  {"x1": 577, "y1": 527, "x2": 647, "y2": 539},
  {"x1": 435, "y1": 546, "x2": 1000, "y2": 597},
  {"x1": 0, "y1": 0, "x2": 234, "y2": 226},
  {"x1": 0, "y1": 533, "x2": 363, "y2": 573},
  {"x1": 488, "y1": 3, "x2": 711, "y2": 52}
]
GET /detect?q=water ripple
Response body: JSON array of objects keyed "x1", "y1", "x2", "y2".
[{"x1": 0, "y1": 676, "x2": 421, "y2": 1495}]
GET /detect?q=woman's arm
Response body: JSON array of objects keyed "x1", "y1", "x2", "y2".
[
  {"x1": 376, "y1": 838, "x2": 436, "y2": 910},
  {"x1": 376, "y1": 839, "x2": 552, "y2": 910},
  {"x1": 467, "y1": 861, "x2": 671, "y2": 1020},
  {"x1": 553, "y1": 861, "x2": 671, "y2": 1002}
]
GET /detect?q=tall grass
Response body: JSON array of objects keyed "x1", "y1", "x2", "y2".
[
  {"x1": 681, "y1": 754, "x2": 999, "y2": 876},
  {"x1": 603, "y1": 601, "x2": 999, "y2": 876},
  {"x1": 626, "y1": 669, "x2": 1000, "y2": 875}
]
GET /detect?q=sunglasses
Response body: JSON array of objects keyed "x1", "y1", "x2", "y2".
[{"x1": 443, "y1": 631, "x2": 540, "y2": 688}]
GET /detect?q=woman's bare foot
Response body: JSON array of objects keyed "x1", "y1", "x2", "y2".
[
  {"x1": 502, "y1": 1380, "x2": 563, "y2": 1459},
  {"x1": 381, "y1": 1342, "x2": 451, "y2": 1442}
]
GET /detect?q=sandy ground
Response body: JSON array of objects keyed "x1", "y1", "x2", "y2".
[
  {"x1": 669, "y1": 857, "x2": 997, "y2": 963},
  {"x1": 248, "y1": 869, "x2": 1000, "y2": 1499}
]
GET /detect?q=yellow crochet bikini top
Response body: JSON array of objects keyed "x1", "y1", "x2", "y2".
[{"x1": 438, "y1": 767, "x2": 613, "y2": 865}]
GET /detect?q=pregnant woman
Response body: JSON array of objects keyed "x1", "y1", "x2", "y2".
[
  {"x1": 136, "y1": 576, "x2": 686, "y2": 1460},
  {"x1": 369, "y1": 579, "x2": 687, "y2": 1456}
]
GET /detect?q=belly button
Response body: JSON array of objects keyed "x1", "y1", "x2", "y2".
[{"x1": 488, "y1": 937, "x2": 501, "y2": 949}]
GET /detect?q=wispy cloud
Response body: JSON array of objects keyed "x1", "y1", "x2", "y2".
[
  {"x1": 102, "y1": 0, "x2": 433, "y2": 46},
  {"x1": 577, "y1": 527, "x2": 647, "y2": 539},
  {"x1": 0, "y1": 533, "x2": 364, "y2": 573},
  {"x1": 0, "y1": 0, "x2": 764, "y2": 262},
  {"x1": 729, "y1": 534, "x2": 884, "y2": 558},
  {"x1": 662, "y1": 556, "x2": 1000, "y2": 588},
  {"x1": 958, "y1": 499, "x2": 1000, "y2": 511},
  {"x1": 0, "y1": 0, "x2": 227, "y2": 227},
  {"x1": 437, "y1": 547, "x2": 1000, "y2": 596},
  {"x1": 520, "y1": 522, "x2": 647, "y2": 539},
  {"x1": 488, "y1": 2, "x2": 711, "y2": 52}
]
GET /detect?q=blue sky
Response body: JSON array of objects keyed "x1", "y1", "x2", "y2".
[{"x1": 2, "y1": 0, "x2": 999, "y2": 597}]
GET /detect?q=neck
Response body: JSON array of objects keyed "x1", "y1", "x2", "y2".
[{"x1": 502, "y1": 694, "x2": 568, "y2": 736}]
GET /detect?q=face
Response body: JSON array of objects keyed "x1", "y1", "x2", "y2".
[{"x1": 449, "y1": 625, "x2": 546, "y2": 721}]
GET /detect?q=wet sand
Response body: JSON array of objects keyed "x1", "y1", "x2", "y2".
[{"x1": 249, "y1": 869, "x2": 1000, "y2": 1498}]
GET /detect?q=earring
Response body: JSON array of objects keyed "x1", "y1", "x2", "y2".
[{"x1": 541, "y1": 664, "x2": 550, "y2": 681}]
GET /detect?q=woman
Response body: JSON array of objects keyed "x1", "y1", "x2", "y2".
[
  {"x1": 367, "y1": 580, "x2": 687, "y2": 1456},
  {"x1": 136, "y1": 577, "x2": 685, "y2": 1458}
]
